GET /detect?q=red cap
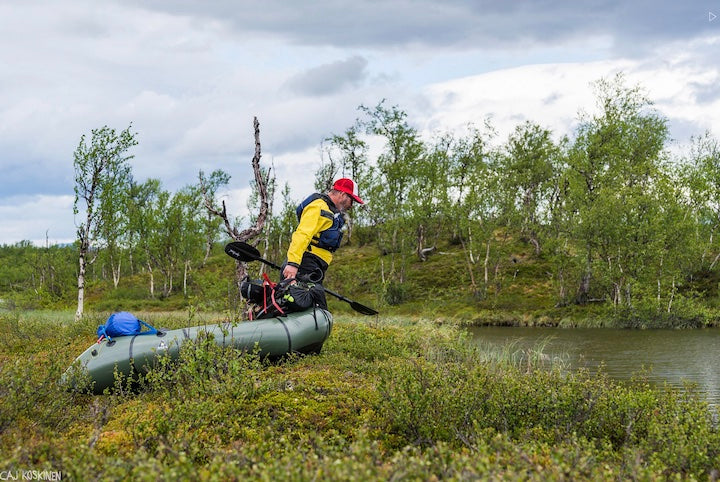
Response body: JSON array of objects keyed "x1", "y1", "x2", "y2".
[{"x1": 332, "y1": 178, "x2": 364, "y2": 204}]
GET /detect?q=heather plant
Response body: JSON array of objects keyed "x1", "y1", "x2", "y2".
[{"x1": 1, "y1": 311, "x2": 719, "y2": 480}]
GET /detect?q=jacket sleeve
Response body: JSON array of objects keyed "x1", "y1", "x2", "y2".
[{"x1": 286, "y1": 199, "x2": 333, "y2": 266}]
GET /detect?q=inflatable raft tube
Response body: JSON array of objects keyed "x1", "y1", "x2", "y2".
[{"x1": 63, "y1": 308, "x2": 333, "y2": 394}]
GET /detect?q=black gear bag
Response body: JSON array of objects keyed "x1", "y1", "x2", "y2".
[{"x1": 240, "y1": 274, "x2": 327, "y2": 319}]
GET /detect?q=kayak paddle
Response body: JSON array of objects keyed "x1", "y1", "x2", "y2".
[{"x1": 224, "y1": 241, "x2": 379, "y2": 316}]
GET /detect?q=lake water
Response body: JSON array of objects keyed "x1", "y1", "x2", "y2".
[{"x1": 467, "y1": 326, "x2": 720, "y2": 407}]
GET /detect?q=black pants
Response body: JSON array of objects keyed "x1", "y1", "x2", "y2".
[{"x1": 281, "y1": 252, "x2": 328, "y2": 310}]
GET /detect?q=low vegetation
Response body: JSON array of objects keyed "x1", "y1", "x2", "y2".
[{"x1": 1, "y1": 310, "x2": 718, "y2": 479}]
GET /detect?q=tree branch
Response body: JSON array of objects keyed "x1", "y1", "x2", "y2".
[{"x1": 200, "y1": 116, "x2": 269, "y2": 244}]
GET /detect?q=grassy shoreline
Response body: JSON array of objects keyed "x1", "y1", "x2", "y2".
[
  {"x1": 1, "y1": 310, "x2": 719, "y2": 479},
  {"x1": 7, "y1": 238, "x2": 720, "y2": 330}
]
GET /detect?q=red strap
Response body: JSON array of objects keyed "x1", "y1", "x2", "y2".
[
  {"x1": 270, "y1": 288, "x2": 285, "y2": 315},
  {"x1": 262, "y1": 281, "x2": 268, "y2": 312},
  {"x1": 260, "y1": 273, "x2": 284, "y2": 316},
  {"x1": 262, "y1": 273, "x2": 275, "y2": 288},
  {"x1": 262, "y1": 273, "x2": 275, "y2": 312}
]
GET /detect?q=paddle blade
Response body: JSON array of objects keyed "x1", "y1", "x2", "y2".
[
  {"x1": 224, "y1": 241, "x2": 262, "y2": 262},
  {"x1": 350, "y1": 301, "x2": 379, "y2": 316},
  {"x1": 225, "y1": 241, "x2": 283, "y2": 270},
  {"x1": 225, "y1": 242, "x2": 254, "y2": 262}
]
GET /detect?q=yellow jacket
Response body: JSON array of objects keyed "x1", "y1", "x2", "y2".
[{"x1": 287, "y1": 196, "x2": 339, "y2": 267}]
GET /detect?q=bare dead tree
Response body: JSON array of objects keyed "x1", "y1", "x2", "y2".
[
  {"x1": 416, "y1": 224, "x2": 437, "y2": 262},
  {"x1": 201, "y1": 117, "x2": 269, "y2": 283}
]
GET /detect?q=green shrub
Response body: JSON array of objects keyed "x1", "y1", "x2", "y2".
[
  {"x1": 383, "y1": 281, "x2": 408, "y2": 305},
  {"x1": 1, "y1": 311, "x2": 718, "y2": 479}
]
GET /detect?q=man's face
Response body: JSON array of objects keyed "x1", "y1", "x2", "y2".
[{"x1": 339, "y1": 192, "x2": 353, "y2": 212}]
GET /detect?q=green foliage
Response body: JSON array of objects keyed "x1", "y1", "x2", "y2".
[
  {"x1": 10, "y1": 74, "x2": 720, "y2": 327},
  {"x1": 2, "y1": 312, "x2": 719, "y2": 479},
  {"x1": 0, "y1": 242, "x2": 76, "y2": 308},
  {"x1": 609, "y1": 293, "x2": 710, "y2": 329},
  {"x1": 9, "y1": 72, "x2": 720, "y2": 479},
  {"x1": 382, "y1": 280, "x2": 408, "y2": 305},
  {"x1": 197, "y1": 169, "x2": 231, "y2": 262}
]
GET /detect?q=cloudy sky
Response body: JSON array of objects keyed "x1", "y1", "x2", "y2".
[{"x1": 1, "y1": 0, "x2": 718, "y2": 245}]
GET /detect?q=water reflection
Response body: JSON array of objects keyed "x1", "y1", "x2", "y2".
[{"x1": 467, "y1": 326, "x2": 720, "y2": 406}]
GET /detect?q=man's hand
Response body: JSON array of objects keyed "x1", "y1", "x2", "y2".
[{"x1": 283, "y1": 264, "x2": 298, "y2": 281}]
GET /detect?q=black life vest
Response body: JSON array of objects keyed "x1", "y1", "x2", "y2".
[{"x1": 296, "y1": 193, "x2": 344, "y2": 252}]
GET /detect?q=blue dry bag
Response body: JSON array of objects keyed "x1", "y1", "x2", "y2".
[{"x1": 96, "y1": 311, "x2": 158, "y2": 341}]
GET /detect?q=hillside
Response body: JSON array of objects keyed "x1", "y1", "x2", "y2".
[
  {"x1": 3, "y1": 229, "x2": 720, "y2": 328},
  {"x1": 327, "y1": 239, "x2": 720, "y2": 328},
  {"x1": 82, "y1": 234, "x2": 720, "y2": 328}
]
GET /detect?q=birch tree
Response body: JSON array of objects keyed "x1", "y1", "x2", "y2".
[
  {"x1": 127, "y1": 179, "x2": 161, "y2": 297},
  {"x1": 360, "y1": 101, "x2": 424, "y2": 289},
  {"x1": 320, "y1": 123, "x2": 371, "y2": 241},
  {"x1": 565, "y1": 74, "x2": 670, "y2": 305},
  {"x1": 497, "y1": 121, "x2": 560, "y2": 255},
  {"x1": 197, "y1": 169, "x2": 230, "y2": 265},
  {"x1": 73, "y1": 125, "x2": 137, "y2": 319}
]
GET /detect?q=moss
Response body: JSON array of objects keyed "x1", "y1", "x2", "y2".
[{"x1": 1, "y1": 311, "x2": 718, "y2": 479}]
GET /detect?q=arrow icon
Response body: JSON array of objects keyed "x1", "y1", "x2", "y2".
[{"x1": 710, "y1": 11, "x2": 717, "y2": 22}]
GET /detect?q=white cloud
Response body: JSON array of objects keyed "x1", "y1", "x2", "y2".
[
  {"x1": 1, "y1": 1, "x2": 718, "y2": 245},
  {"x1": 422, "y1": 61, "x2": 626, "y2": 141},
  {"x1": 422, "y1": 51, "x2": 720, "y2": 146},
  {"x1": 0, "y1": 195, "x2": 76, "y2": 246},
  {"x1": 283, "y1": 56, "x2": 369, "y2": 96}
]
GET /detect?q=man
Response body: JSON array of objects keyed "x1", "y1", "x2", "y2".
[
  {"x1": 241, "y1": 177, "x2": 363, "y2": 318},
  {"x1": 282, "y1": 177, "x2": 364, "y2": 285}
]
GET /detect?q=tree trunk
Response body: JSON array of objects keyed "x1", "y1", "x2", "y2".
[
  {"x1": 625, "y1": 283, "x2": 632, "y2": 309},
  {"x1": 203, "y1": 212, "x2": 213, "y2": 266},
  {"x1": 494, "y1": 261, "x2": 502, "y2": 295},
  {"x1": 201, "y1": 117, "x2": 269, "y2": 289},
  {"x1": 147, "y1": 260, "x2": 155, "y2": 298},
  {"x1": 399, "y1": 238, "x2": 406, "y2": 283},
  {"x1": 577, "y1": 273, "x2": 591, "y2": 304},
  {"x1": 75, "y1": 219, "x2": 91, "y2": 320},
  {"x1": 344, "y1": 212, "x2": 353, "y2": 245},
  {"x1": 467, "y1": 226, "x2": 475, "y2": 264},
  {"x1": 702, "y1": 229, "x2": 714, "y2": 267},
  {"x1": 459, "y1": 236, "x2": 478, "y2": 297},
  {"x1": 709, "y1": 250, "x2": 720, "y2": 270},
  {"x1": 613, "y1": 282, "x2": 621, "y2": 306},
  {"x1": 111, "y1": 256, "x2": 121, "y2": 288},
  {"x1": 576, "y1": 251, "x2": 592, "y2": 304},
  {"x1": 235, "y1": 261, "x2": 248, "y2": 289},
  {"x1": 484, "y1": 238, "x2": 490, "y2": 288},
  {"x1": 667, "y1": 277, "x2": 676, "y2": 313},
  {"x1": 76, "y1": 246, "x2": 86, "y2": 320},
  {"x1": 530, "y1": 235, "x2": 540, "y2": 256},
  {"x1": 260, "y1": 235, "x2": 271, "y2": 278},
  {"x1": 557, "y1": 268, "x2": 567, "y2": 306},
  {"x1": 416, "y1": 224, "x2": 425, "y2": 261},
  {"x1": 183, "y1": 259, "x2": 190, "y2": 296}
]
